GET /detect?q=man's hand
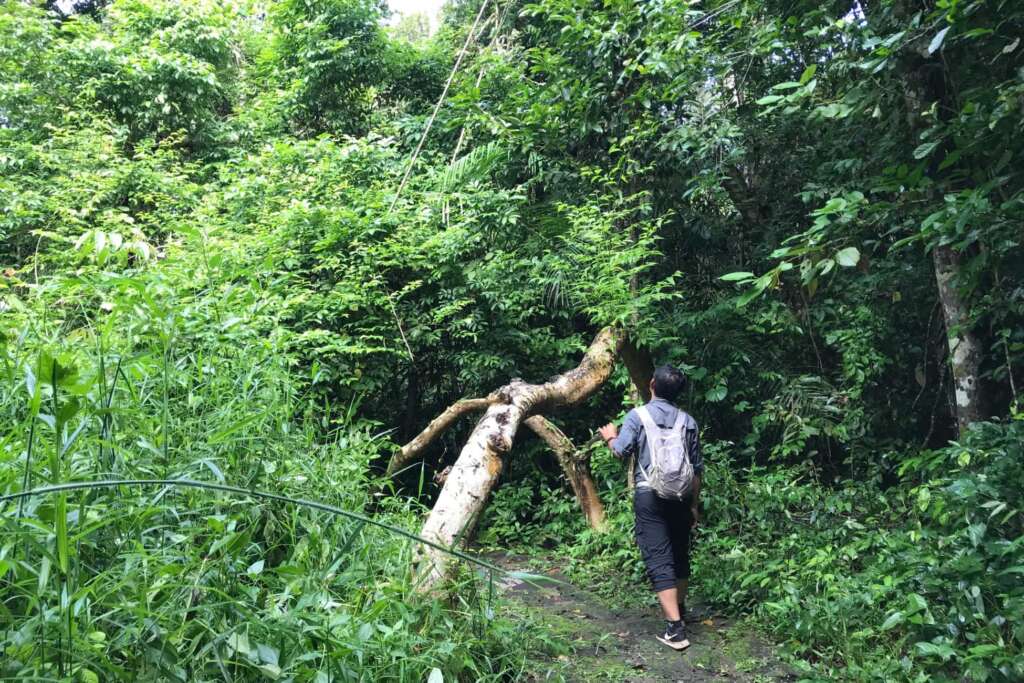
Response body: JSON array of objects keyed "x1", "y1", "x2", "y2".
[
  {"x1": 690, "y1": 504, "x2": 700, "y2": 529},
  {"x1": 598, "y1": 423, "x2": 618, "y2": 449}
]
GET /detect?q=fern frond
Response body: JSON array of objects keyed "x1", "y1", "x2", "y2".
[{"x1": 437, "y1": 141, "x2": 507, "y2": 193}]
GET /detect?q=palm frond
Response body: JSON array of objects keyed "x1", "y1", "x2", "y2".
[{"x1": 437, "y1": 141, "x2": 507, "y2": 193}]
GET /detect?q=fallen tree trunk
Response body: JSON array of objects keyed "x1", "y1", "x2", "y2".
[
  {"x1": 411, "y1": 326, "x2": 623, "y2": 589},
  {"x1": 524, "y1": 415, "x2": 606, "y2": 532}
]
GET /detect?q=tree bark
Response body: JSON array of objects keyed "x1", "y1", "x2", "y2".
[
  {"x1": 620, "y1": 337, "x2": 653, "y2": 491},
  {"x1": 524, "y1": 416, "x2": 606, "y2": 532},
  {"x1": 721, "y1": 164, "x2": 768, "y2": 228},
  {"x1": 620, "y1": 337, "x2": 654, "y2": 403},
  {"x1": 412, "y1": 326, "x2": 623, "y2": 589},
  {"x1": 386, "y1": 397, "x2": 495, "y2": 476},
  {"x1": 895, "y1": 0, "x2": 988, "y2": 434},
  {"x1": 932, "y1": 244, "x2": 985, "y2": 431}
]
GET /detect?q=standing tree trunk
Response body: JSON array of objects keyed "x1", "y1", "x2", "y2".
[
  {"x1": 932, "y1": 244, "x2": 985, "y2": 431},
  {"x1": 411, "y1": 327, "x2": 623, "y2": 589},
  {"x1": 620, "y1": 337, "x2": 654, "y2": 491},
  {"x1": 896, "y1": 0, "x2": 988, "y2": 434}
]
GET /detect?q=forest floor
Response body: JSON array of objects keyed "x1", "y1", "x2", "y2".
[{"x1": 486, "y1": 554, "x2": 795, "y2": 682}]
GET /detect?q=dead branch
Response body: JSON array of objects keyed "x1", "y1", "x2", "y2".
[
  {"x1": 412, "y1": 326, "x2": 623, "y2": 589},
  {"x1": 524, "y1": 415, "x2": 607, "y2": 532},
  {"x1": 386, "y1": 397, "x2": 495, "y2": 476}
]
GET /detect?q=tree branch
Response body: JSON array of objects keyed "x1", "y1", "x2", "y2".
[
  {"x1": 386, "y1": 397, "x2": 496, "y2": 476},
  {"x1": 524, "y1": 415, "x2": 606, "y2": 531},
  {"x1": 413, "y1": 326, "x2": 623, "y2": 588}
]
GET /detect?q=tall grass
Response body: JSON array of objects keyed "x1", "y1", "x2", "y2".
[{"x1": 0, "y1": 260, "x2": 553, "y2": 681}]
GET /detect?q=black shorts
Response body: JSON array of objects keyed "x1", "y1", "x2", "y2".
[{"x1": 634, "y1": 489, "x2": 693, "y2": 592}]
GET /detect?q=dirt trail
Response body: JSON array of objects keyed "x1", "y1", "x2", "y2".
[{"x1": 487, "y1": 554, "x2": 794, "y2": 682}]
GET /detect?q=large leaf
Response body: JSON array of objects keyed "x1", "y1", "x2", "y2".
[
  {"x1": 836, "y1": 247, "x2": 860, "y2": 267},
  {"x1": 928, "y1": 27, "x2": 950, "y2": 55},
  {"x1": 720, "y1": 271, "x2": 754, "y2": 282}
]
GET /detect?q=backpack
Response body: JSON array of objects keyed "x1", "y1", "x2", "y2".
[{"x1": 636, "y1": 405, "x2": 694, "y2": 500}]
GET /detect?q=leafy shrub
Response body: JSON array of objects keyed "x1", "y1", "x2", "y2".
[
  {"x1": 695, "y1": 425, "x2": 1024, "y2": 681},
  {"x1": 0, "y1": 228, "x2": 552, "y2": 682}
]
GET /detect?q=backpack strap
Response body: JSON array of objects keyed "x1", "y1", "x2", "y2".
[
  {"x1": 635, "y1": 406, "x2": 658, "y2": 483},
  {"x1": 673, "y1": 410, "x2": 690, "y2": 462}
]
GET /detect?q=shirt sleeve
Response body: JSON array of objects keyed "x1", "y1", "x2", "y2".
[
  {"x1": 688, "y1": 425, "x2": 704, "y2": 475},
  {"x1": 610, "y1": 409, "x2": 640, "y2": 458}
]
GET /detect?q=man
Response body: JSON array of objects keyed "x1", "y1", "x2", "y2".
[{"x1": 598, "y1": 365, "x2": 703, "y2": 651}]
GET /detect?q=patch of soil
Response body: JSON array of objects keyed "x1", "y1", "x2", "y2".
[{"x1": 485, "y1": 553, "x2": 795, "y2": 682}]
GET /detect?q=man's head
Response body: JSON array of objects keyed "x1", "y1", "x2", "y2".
[{"x1": 649, "y1": 365, "x2": 686, "y2": 402}]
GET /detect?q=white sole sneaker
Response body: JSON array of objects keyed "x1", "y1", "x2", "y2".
[{"x1": 656, "y1": 634, "x2": 691, "y2": 651}]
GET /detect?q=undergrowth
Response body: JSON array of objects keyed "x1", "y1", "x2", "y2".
[
  {"x1": 0, "y1": 253, "x2": 553, "y2": 681},
  {"x1": 480, "y1": 424, "x2": 1024, "y2": 681}
]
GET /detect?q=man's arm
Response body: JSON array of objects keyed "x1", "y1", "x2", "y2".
[
  {"x1": 598, "y1": 410, "x2": 639, "y2": 459},
  {"x1": 689, "y1": 474, "x2": 702, "y2": 528}
]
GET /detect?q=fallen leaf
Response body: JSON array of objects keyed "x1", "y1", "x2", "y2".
[{"x1": 702, "y1": 619, "x2": 714, "y2": 626}]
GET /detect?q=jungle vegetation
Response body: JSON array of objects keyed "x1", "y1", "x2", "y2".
[{"x1": 1, "y1": 0, "x2": 1022, "y2": 680}]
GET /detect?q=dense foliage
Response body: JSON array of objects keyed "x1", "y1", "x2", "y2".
[{"x1": 2, "y1": 0, "x2": 1022, "y2": 680}]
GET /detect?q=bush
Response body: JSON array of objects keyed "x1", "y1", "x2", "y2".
[
  {"x1": 0, "y1": 232, "x2": 550, "y2": 682},
  {"x1": 695, "y1": 424, "x2": 1024, "y2": 681}
]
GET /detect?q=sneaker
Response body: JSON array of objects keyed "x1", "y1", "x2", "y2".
[{"x1": 656, "y1": 620, "x2": 690, "y2": 651}]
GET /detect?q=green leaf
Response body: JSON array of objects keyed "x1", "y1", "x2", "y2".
[
  {"x1": 799, "y1": 64, "x2": 818, "y2": 84},
  {"x1": 257, "y1": 644, "x2": 279, "y2": 666},
  {"x1": 835, "y1": 247, "x2": 860, "y2": 267},
  {"x1": 928, "y1": 27, "x2": 950, "y2": 55},
  {"x1": 720, "y1": 271, "x2": 755, "y2": 282},
  {"x1": 938, "y1": 149, "x2": 961, "y2": 170},
  {"x1": 881, "y1": 611, "x2": 904, "y2": 630},
  {"x1": 913, "y1": 140, "x2": 940, "y2": 159},
  {"x1": 258, "y1": 663, "x2": 282, "y2": 680},
  {"x1": 969, "y1": 644, "x2": 1003, "y2": 657},
  {"x1": 705, "y1": 385, "x2": 728, "y2": 402},
  {"x1": 915, "y1": 641, "x2": 956, "y2": 660},
  {"x1": 906, "y1": 593, "x2": 927, "y2": 615},
  {"x1": 756, "y1": 95, "x2": 783, "y2": 105}
]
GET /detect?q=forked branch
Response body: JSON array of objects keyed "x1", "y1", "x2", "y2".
[
  {"x1": 412, "y1": 326, "x2": 623, "y2": 588},
  {"x1": 386, "y1": 397, "x2": 495, "y2": 476}
]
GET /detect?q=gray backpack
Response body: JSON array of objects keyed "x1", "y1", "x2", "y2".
[{"x1": 636, "y1": 406, "x2": 694, "y2": 500}]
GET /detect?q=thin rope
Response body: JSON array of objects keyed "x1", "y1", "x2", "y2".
[
  {"x1": 0, "y1": 478, "x2": 532, "y2": 577},
  {"x1": 379, "y1": 0, "x2": 491, "y2": 362},
  {"x1": 387, "y1": 0, "x2": 490, "y2": 214}
]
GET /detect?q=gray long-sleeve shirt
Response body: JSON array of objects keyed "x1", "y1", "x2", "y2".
[{"x1": 610, "y1": 397, "x2": 703, "y2": 489}]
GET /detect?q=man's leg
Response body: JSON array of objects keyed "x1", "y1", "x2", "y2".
[
  {"x1": 634, "y1": 491, "x2": 679, "y2": 616},
  {"x1": 657, "y1": 587, "x2": 681, "y2": 622},
  {"x1": 670, "y1": 500, "x2": 694, "y2": 618},
  {"x1": 635, "y1": 491, "x2": 690, "y2": 649}
]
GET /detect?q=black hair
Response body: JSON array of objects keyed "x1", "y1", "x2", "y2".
[{"x1": 652, "y1": 365, "x2": 686, "y2": 402}]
